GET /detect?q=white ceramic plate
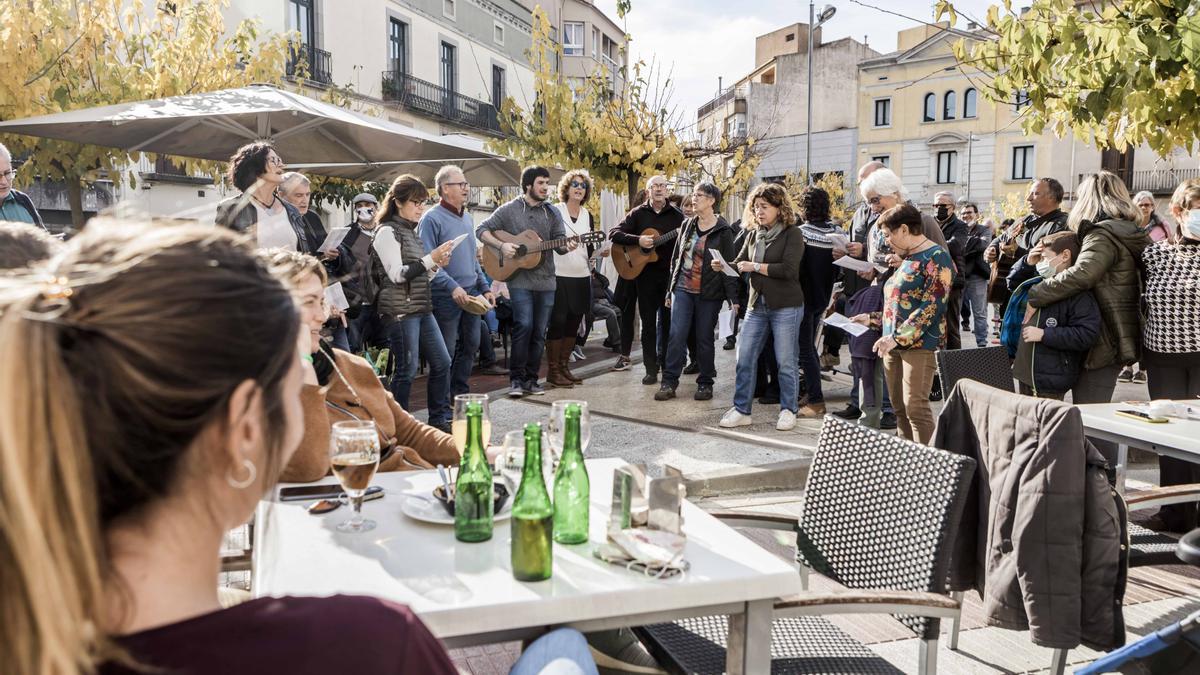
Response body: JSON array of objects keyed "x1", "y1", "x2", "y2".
[{"x1": 401, "y1": 494, "x2": 512, "y2": 525}]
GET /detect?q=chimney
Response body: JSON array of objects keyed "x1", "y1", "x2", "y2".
[
  {"x1": 967, "y1": 21, "x2": 977, "y2": 29},
  {"x1": 718, "y1": 76, "x2": 723, "y2": 95}
]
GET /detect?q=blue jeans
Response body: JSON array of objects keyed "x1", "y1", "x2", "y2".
[
  {"x1": 733, "y1": 303, "x2": 804, "y2": 414},
  {"x1": 797, "y1": 307, "x2": 823, "y2": 404},
  {"x1": 348, "y1": 307, "x2": 382, "y2": 353},
  {"x1": 432, "y1": 292, "x2": 483, "y2": 398},
  {"x1": 509, "y1": 628, "x2": 599, "y2": 675},
  {"x1": 478, "y1": 314, "x2": 498, "y2": 367},
  {"x1": 663, "y1": 290, "x2": 721, "y2": 387},
  {"x1": 509, "y1": 288, "x2": 556, "y2": 385},
  {"x1": 386, "y1": 313, "x2": 452, "y2": 425},
  {"x1": 963, "y1": 277, "x2": 989, "y2": 347}
]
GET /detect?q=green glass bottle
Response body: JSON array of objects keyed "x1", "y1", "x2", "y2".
[
  {"x1": 454, "y1": 401, "x2": 493, "y2": 543},
  {"x1": 553, "y1": 404, "x2": 590, "y2": 544},
  {"x1": 511, "y1": 423, "x2": 553, "y2": 581}
]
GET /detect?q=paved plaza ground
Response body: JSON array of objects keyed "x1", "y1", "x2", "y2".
[{"x1": 436, "y1": 325, "x2": 1200, "y2": 674}]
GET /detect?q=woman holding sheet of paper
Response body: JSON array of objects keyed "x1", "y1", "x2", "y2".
[
  {"x1": 369, "y1": 174, "x2": 457, "y2": 429},
  {"x1": 654, "y1": 181, "x2": 739, "y2": 402}
]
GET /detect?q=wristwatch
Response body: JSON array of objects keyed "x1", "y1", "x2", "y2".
[{"x1": 753, "y1": 262, "x2": 762, "y2": 273}]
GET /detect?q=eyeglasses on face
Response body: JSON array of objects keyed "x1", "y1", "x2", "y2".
[
  {"x1": 267, "y1": 155, "x2": 286, "y2": 167},
  {"x1": 866, "y1": 195, "x2": 883, "y2": 205},
  {"x1": 0, "y1": 169, "x2": 15, "y2": 180},
  {"x1": 569, "y1": 180, "x2": 587, "y2": 189},
  {"x1": 444, "y1": 181, "x2": 470, "y2": 189}
]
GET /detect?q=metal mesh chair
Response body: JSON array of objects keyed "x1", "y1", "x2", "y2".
[
  {"x1": 935, "y1": 345, "x2": 1013, "y2": 399},
  {"x1": 635, "y1": 418, "x2": 976, "y2": 675}
]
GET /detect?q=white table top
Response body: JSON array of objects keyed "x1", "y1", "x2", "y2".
[
  {"x1": 1077, "y1": 401, "x2": 1200, "y2": 457},
  {"x1": 253, "y1": 458, "x2": 799, "y2": 641}
]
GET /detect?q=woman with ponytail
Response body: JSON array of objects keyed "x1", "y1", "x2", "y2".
[
  {"x1": 0, "y1": 219, "x2": 596, "y2": 675},
  {"x1": 0, "y1": 220, "x2": 459, "y2": 674}
]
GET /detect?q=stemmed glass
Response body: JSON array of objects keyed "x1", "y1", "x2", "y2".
[
  {"x1": 452, "y1": 394, "x2": 492, "y2": 479},
  {"x1": 546, "y1": 399, "x2": 590, "y2": 468},
  {"x1": 329, "y1": 420, "x2": 380, "y2": 533}
]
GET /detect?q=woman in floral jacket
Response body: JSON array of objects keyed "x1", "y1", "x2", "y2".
[{"x1": 872, "y1": 204, "x2": 953, "y2": 444}]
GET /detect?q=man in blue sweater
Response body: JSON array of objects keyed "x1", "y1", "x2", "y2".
[{"x1": 419, "y1": 165, "x2": 495, "y2": 400}]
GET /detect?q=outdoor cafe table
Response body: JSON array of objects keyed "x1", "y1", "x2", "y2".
[
  {"x1": 252, "y1": 457, "x2": 799, "y2": 674},
  {"x1": 1077, "y1": 401, "x2": 1200, "y2": 494}
]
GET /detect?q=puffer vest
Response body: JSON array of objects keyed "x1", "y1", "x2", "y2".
[{"x1": 372, "y1": 217, "x2": 432, "y2": 319}]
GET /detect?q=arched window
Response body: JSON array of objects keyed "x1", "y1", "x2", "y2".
[
  {"x1": 943, "y1": 91, "x2": 957, "y2": 120},
  {"x1": 923, "y1": 93, "x2": 936, "y2": 122},
  {"x1": 963, "y1": 88, "x2": 977, "y2": 118}
]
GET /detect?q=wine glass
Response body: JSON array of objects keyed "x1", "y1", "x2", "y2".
[
  {"x1": 329, "y1": 420, "x2": 380, "y2": 533},
  {"x1": 499, "y1": 429, "x2": 526, "y2": 489},
  {"x1": 452, "y1": 394, "x2": 491, "y2": 479},
  {"x1": 547, "y1": 400, "x2": 590, "y2": 467}
]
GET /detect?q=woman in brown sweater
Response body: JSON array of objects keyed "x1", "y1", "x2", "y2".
[{"x1": 259, "y1": 249, "x2": 459, "y2": 482}]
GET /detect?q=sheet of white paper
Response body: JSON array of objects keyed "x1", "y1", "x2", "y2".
[
  {"x1": 324, "y1": 282, "x2": 350, "y2": 311},
  {"x1": 371, "y1": 226, "x2": 407, "y2": 282},
  {"x1": 827, "y1": 232, "x2": 850, "y2": 253},
  {"x1": 256, "y1": 216, "x2": 298, "y2": 250},
  {"x1": 317, "y1": 226, "x2": 350, "y2": 253},
  {"x1": 833, "y1": 255, "x2": 888, "y2": 274},
  {"x1": 449, "y1": 232, "x2": 471, "y2": 251},
  {"x1": 708, "y1": 249, "x2": 739, "y2": 277},
  {"x1": 823, "y1": 312, "x2": 869, "y2": 337}
]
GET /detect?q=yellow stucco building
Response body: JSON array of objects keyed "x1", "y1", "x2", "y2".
[{"x1": 857, "y1": 24, "x2": 1062, "y2": 209}]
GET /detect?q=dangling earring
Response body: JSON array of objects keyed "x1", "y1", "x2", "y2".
[{"x1": 226, "y1": 458, "x2": 257, "y2": 489}]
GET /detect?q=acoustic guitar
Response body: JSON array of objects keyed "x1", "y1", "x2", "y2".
[
  {"x1": 986, "y1": 220, "x2": 1024, "y2": 304},
  {"x1": 611, "y1": 228, "x2": 681, "y2": 280},
  {"x1": 480, "y1": 229, "x2": 607, "y2": 282}
]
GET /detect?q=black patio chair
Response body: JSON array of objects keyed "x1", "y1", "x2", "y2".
[
  {"x1": 935, "y1": 345, "x2": 1013, "y2": 400},
  {"x1": 634, "y1": 417, "x2": 976, "y2": 674}
]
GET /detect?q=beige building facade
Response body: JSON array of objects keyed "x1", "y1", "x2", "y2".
[{"x1": 530, "y1": 0, "x2": 627, "y2": 96}]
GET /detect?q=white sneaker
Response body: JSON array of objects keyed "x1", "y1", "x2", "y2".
[
  {"x1": 719, "y1": 408, "x2": 753, "y2": 428},
  {"x1": 776, "y1": 409, "x2": 797, "y2": 431}
]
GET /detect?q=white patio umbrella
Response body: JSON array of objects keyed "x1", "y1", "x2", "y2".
[{"x1": 0, "y1": 83, "x2": 525, "y2": 185}]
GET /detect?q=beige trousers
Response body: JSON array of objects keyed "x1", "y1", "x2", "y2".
[{"x1": 884, "y1": 348, "x2": 938, "y2": 444}]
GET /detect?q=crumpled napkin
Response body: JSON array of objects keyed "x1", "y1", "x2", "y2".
[{"x1": 593, "y1": 528, "x2": 689, "y2": 579}]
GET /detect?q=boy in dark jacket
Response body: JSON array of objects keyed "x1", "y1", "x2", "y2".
[{"x1": 1006, "y1": 231, "x2": 1101, "y2": 399}]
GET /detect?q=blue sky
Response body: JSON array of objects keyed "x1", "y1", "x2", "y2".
[{"x1": 592, "y1": 0, "x2": 999, "y2": 126}]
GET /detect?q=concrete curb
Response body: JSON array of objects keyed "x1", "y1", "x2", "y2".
[{"x1": 681, "y1": 458, "x2": 811, "y2": 498}]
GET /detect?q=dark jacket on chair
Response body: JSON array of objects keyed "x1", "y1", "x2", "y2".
[{"x1": 933, "y1": 380, "x2": 1127, "y2": 652}]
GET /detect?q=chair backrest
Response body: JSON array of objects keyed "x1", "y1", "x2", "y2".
[
  {"x1": 797, "y1": 417, "x2": 976, "y2": 639},
  {"x1": 936, "y1": 345, "x2": 1013, "y2": 399}
]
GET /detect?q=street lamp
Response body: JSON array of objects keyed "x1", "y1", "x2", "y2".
[{"x1": 806, "y1": 3, "x2": 836, "y2": 185}]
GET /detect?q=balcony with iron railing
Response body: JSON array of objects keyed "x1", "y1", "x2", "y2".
[
  {"x1": 697, "y1": 85, "x2": 748, "y2": 121},
  {"x1": 1077, "y1": 168, "x2": 1200, "y2": 195},
  {"x1": 286, "y1": 44, "x2": 333, "y2": 86},
  {"x1": 381, "y1": 70, "x2": 504, "y2": 135}
]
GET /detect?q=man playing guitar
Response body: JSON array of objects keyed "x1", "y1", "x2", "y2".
[
  {"x1": 608, "y1": 175, "x2": 685, "y2": 383},
  {"x1": 984, "y1": 178, "x2": 1068, "y2": 310}
]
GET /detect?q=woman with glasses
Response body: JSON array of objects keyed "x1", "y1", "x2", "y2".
[
  {"x1": 370, "y1": 174, "x2": 458, "y2": 424},
  {"x1": 546, "y1": 170, "x2": 597, "y2": 388},
  {"x1": 215, "y1": 141, "x2": 309, "y2": 252},
  {"x1": 655, "y1": 182, "x2": 739, "y2": 402}
]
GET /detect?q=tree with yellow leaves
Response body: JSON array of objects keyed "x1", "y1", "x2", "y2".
[
  {"x1": 0, "y1": 0, "x2": 292, "y2": 227},
  {"x1": 489, "y1": 7, "x2": 688, "y2": 202}
]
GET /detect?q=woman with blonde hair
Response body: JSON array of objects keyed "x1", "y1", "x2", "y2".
[
  {"x1": 1026, "y1": 170, "x2": 1150, "y2": 406},
  {"x1": 717, "y1": 182, "x2": 807, "y2": 431},
  {"x1": 546, "y1": 169, "x2": 596, "y2": 387},
  {"x1": 258, "y1": 248, "x2": 459, "y2": 483}
]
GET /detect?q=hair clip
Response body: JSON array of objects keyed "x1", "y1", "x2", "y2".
[{"x1": 41, "y1": 276, "x2": 73, "y2": 302}]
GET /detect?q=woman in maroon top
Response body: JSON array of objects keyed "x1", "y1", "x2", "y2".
[{"x1": 0, "y1": 220, "x2": 593, "y2": 675}]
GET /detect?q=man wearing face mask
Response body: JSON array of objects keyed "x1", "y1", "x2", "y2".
[
  {"x1": 340, "y1": 192, "x2": 381, "y2": 352},
  {"x1": 1004, "y1": 231, "x2": 1101, "y2": 399},
  {"x1": 932, "y1": 192, "x2": 968, "y2": 353}
]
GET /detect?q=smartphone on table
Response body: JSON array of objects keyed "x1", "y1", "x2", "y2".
[
  {"x1": 1114, "y1": 409, "x2": 1169, "y2": 424},
  {"x1": 279, "y1": 483, "x2": 384, "y2": 502}
]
